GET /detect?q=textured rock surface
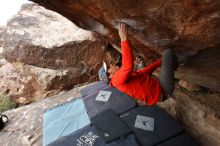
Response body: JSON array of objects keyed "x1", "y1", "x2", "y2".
[
  {"x1": 0, "y1": 59, "x2": 7, "y2": 67},
  {"x1": 178, "y1": 80, "x2": 202, "y2": 92},
  {"x1": 0, "y1": 27, "x2": 7, "y2": 67},
  {"x1": 0, "y1": 27, "x2": 3, "y2": 45},
  {"x1": 0, "y1": 3, "x2": 121, "y2": 104},
  {"x1": 30, "y1": 0, "x2": 220, "y2": 56},
  {"x1": 30, "y1": 0, "x2": 220, "y2": 92},
  {"x1": 1, "y1": 3, "x2": 108, "y2": 70},
  {"x1": 0, "y1": 47, "x2": 7, "y2": 68},
  {"x1": 176, "y1": 46, "x2": 220, "y2": 92},
  {"x1": 159, "y1": 86, "x2": 220, "y2": 146},
  {"x1": 0, "y1": 62, "x2": 89, "y2": 104},
  {"x1": 0, "y1": 47, "x2": 8, "y2": 67}
]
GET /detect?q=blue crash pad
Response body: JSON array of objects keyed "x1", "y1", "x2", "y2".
[{"x1": 43, "y1": 98, "x2": 90, "y2": 146}]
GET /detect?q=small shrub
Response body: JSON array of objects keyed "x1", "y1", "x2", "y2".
[{"x1": 0, "y1": 92, "x2": 16, "y2": 112}]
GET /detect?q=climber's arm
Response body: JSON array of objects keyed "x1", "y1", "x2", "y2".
[{"x1": 112, "y1": 23, "x2": 133, "y2": 84}]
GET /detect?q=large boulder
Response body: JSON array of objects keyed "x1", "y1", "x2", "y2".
[
  {"x1": 1, "y1": 3, "x2": 109, "y2": 70},
  {"x1": 0, "y1": 62, "x2": 89, "y2": 104},
  {"x1": 0, "y1": 3, "x2": 121, "y2": 103},
  {"x1": 29, "y1": 0, "x2": 220, "y2": 91},
  {"x1": 30, "y1": 0, "x2": 220, "y2": 57}
]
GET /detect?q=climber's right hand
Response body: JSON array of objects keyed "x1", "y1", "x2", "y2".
[{"x1": 119, "y1": 23, "x2": 127, "y2": 41}]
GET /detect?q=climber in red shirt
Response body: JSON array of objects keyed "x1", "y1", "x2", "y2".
[{"x1": 99, "y1": 23, "x2": 177, "y2": 105}]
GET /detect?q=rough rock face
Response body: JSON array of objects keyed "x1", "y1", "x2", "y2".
[
  {"x1": 30, "y1": 0, "x2": 220, "y2": 92},
  {"x1": 1, "y1": 3, "x2": 108, "y2": 70},
  {"x1": 29, "y1": 0, "x2": 220, "y2": 56},
  {"x1": 0, "y1": 27, "x2": 7, "y2": 67},
  {"x1": 178, "y1": 80, "x2": 202, "y2": 92},
  {"x1": 159, "y1": 86, "x2": 220, "y2": 146},
  {"x1": 0, "y1": 47, "x2": 8, "y2": 67},
  {"x1": 176, "y1": 46, "x2": 220, "y2": 92},
  {"x1": 0, "y1": 3, "x2": 121, "y2": 103},
  {"x1": 0, "y1": 62, "x2": 89, "y2": 104},
  {"x1": 0, "y1": 26, "x2": 3, "y2": 44}
]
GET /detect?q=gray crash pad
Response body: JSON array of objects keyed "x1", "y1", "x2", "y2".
[
  {"x1": 120, "y1": 105, "x2": 184, "y2": 146},
  {"x1": 83, "y1": 86, "x2": 136, "y2": 118}
]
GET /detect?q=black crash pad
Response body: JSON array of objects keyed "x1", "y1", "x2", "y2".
[
  {"x1": 156, "y1": 132, "x2": 199, "y2": 146},
  {"x1": 83, "y1": 86, "x2": 136, "y2": 118},
  {"x1": 91, "y1": 109, "x2": 132, "y2": 143},
  {"x1": 48, "y1": 125, "x2": 139, "y2": 146},
  {"x1": 120, "y1": 105, "x2": 184, "y2": 146},
  {"x1": 80, "y1": 81, "x2": 109, "y2": 97}
]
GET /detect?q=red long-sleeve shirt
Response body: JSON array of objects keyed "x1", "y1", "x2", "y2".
[{"x1": 110, "y1": 41, "x2": 162, "y2": 105}]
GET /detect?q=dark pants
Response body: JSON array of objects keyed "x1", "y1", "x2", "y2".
[{"x1": 158, "y1": 49, "x2": 177, "y2": 97}]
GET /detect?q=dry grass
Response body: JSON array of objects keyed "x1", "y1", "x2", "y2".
[{"x1": 0, "y1": 92, "x2": 16, "y2": 112}]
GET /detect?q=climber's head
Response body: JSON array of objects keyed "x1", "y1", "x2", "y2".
[
  {"x1": 98, "y1": 61, "x2": 119, "y2": 83},
  {"x1": 107, "y1": 64, "x2": 120, "y2": 79}
]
